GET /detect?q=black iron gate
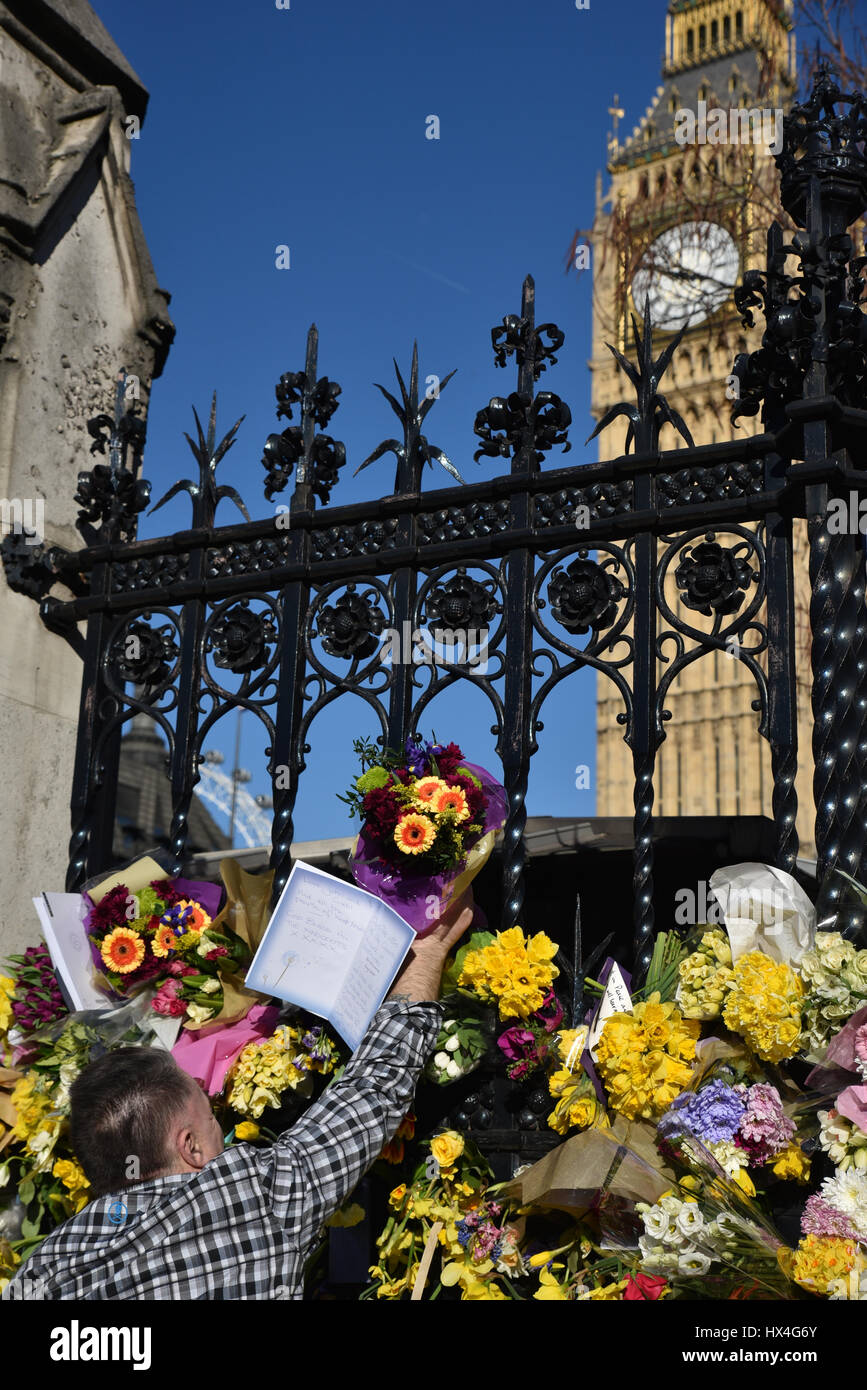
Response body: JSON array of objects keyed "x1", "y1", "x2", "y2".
[{"x1": 4, "y1": 70, "x2": 867, "y2": 1168}]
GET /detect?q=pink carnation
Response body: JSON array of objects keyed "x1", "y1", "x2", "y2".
[
  {"x1": 855, "y1": 1025, "x2": 867, "y2": 1081},
  {"x1": 801, "y1": 1194, "x2": 860, "y2": 1242},
  {"x1": 737, "y1": 1083, "x2": 795, "y2": 1162}
]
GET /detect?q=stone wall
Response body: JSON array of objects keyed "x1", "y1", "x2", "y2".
[{"x1": 0, "y1": 0, "x2": 173, "y2": 952}]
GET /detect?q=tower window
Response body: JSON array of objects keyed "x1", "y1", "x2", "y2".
[
  {"x1": 723, "y1": 15, "x2": 731, "y2": 41},
  {"x1": 699, "y1": 24, "x2": 707, "y2": 51},
  {"x1": 670, "y1": 94, "x2": 679, "y2": 112},
  {"x1": 711, "y1": 19, "x2": 718, "y2": 46},
  {"x1": 639, "y1": 174, "x2": 649, "y2": 198},
  {"x1": 686, "y1": 28, "x2": 694, "y2": 57},
  {"x1": 736, "y1": 10, "x2": 743, "y2": 39},
  {"x1": 657, "y1": 170, "x2": 667, "y2": 193}
]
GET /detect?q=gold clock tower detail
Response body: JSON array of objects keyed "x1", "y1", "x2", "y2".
[{"x1": 590, "y1": 0, "x2": 817, "y2": 859}]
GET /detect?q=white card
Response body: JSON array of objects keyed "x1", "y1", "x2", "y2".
[
  {"x1": 244, "y1": 860, "x2": 416, "y2": 1052},
  {"x1": 32, "y1": 893, "x2": 110, "y2": 1014},
  {"x1": 588, "y1": 962, "x2": 633, "y2": 1060}
]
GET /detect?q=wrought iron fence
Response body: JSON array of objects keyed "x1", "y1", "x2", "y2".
[{"x1": 4, "y1": 68, "x2": 867, "y2": 1171}]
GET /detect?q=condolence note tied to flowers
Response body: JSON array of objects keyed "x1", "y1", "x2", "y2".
[{"x1": 245, "y1": 860, "x2": 416, "y2": 1051}]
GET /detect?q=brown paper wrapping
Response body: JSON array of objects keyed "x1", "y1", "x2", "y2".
[
  {"x1": 502, "y1": 1115, "x2": 675, "y2": 1217},
  {"x1": 182, "y1": 859, "x2": 276, "y2": 1032}
]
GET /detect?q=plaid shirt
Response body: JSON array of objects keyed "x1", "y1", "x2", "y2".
[{"x1": 3, "y1": 998, "x2": 442, "y2": 1301}]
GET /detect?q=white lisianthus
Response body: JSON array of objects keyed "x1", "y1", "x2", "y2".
[
  {"x1": 446, "y1": 1059, "x2": 462, "y2": 1079},
  {"x1": 444, "y1": 1035, "x2": 461, "y2": 1052},
  {"x1": 676, "y1": 1204, "x2": 705, "y2": 1237},
  {"x1": 642, "y1": 1205, "x2": 674, "y2": 1241},
  {"x1": 200, "y1": 978, "x2": 221, "y2": 995},
  {"x1": 678, "y1": 1249, "x2": 712, "y2": 1276},
  {"x1": 434, "y1": 1051, "x2": 450, "y2": 1069}
]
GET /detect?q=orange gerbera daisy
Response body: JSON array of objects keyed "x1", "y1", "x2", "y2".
[
  {"x1": 433, "y1": 785, "x2": 470, "y2": 821},
  {"x1": 100, "y1": 927, "x2": 145, "y2": 974},
  {"x1": 413, "y1": 776, "x2": 448, "y2": 808},
  {"x1": 173, "y1": 900, "x2": 212, "y2": 935},
  {"x1": 394, "y1": 813, "x2": 436, "y2": 855},
  {"x1": 151, "y1": 924, "x2": 178, "y2": 958}
]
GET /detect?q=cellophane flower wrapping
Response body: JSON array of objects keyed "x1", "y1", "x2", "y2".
[{"x1": 350, "y1": 760, "x2": 508, "y2": 934}]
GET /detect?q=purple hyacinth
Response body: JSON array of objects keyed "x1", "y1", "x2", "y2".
[{"x1": 657, "y1": 1080, "x2": 747, "y2": 1145}]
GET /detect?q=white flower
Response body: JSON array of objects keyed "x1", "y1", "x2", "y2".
[
  {"x1": 642, "y1": 1205, "x2": 673, "y2": 1241},
  {"x1": 637, "y1": 1237, "x2": 678, "y2": 1276},
  {"x1": 676, "y1": 1204, "x2": 705, "y2": 1237},
  {"x1": 434, "y1": 1051, "x2": 450, "y2": 1069},
  {"x1": 444, "y1": 1020, "x2": 459, "y2": 1033},
  {"x1": 444, "y1": 1035, "x2": 461, "y2": 1052},
  {"x1": 28, "y1": 1127, "x2": 59, "y2": 1173},
  {"x1": 659, "y1": 1195, "x2": 682, "y2": 1216},
  {"x1": 185, "y1": 1003, "x2": 215, "y2": 1025},
  {"x1": 678, "y1": 1249, "x2": 712, "y2": 1276},
  {"x1": 0, "y1": 1161, "x2": 9, "y2": 1190},
  {"x1": 199, "y1": 977, "x2": 221, "y2": 995},
  {"x1": 822, "y1": 1168, "x2": 867, "y2": 1215},
  {"x1": 446, "y1": 1059, "x2": 462, "y2": 1079}
]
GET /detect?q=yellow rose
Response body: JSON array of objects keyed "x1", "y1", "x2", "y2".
[
  {"x1": 430, "y1": 1131, "x2": 464, "y2": 1172},
  {"x1": 234, "y1": 1121, "x2": 260, "y2": 1141}
]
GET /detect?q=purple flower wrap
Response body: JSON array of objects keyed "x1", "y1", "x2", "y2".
[{"x1": 350, "y1": 760, "x2": 507, "y2": 934}]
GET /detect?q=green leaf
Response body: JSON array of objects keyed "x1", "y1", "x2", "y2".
[
  {"x1": 20, "y1": 1216, "x2": 41, "y2": 1241},
  {"x1": 18, "y1": 1178, "x2": 35, "y2": 1206}
]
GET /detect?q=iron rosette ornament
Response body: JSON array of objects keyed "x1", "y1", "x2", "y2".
[
  {"x1": 546, "y1": 555, "x2": 625, "y2": 636},
  {"x1": 673, "y1": 537, "x2": 756, "y2": 618},
  {"x1": 315, "y1": 585, "x2": 386, "y2": 662},
  {"x1": 422, "y1": 570, "x2": 501, "y2": 637},
  {"x1": 206, "y1": 602, "x2": 278, "y2": 676},
  {"x1": 656, "y1": 528, "x2": 768, "y2": 737},
  {"x1": 108, "y1": 617, "x2": 179, "y2": 694}
]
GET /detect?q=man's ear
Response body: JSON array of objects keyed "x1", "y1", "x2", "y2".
[{"x1": 174, "y1": 1119, "x2": 208, "y2": 1172}]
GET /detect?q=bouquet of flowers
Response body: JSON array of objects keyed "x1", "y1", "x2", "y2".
[
  {"x1": 341, "y1": 735, "x2": 507, "y2": 933},
  {"x1": 81, "y1": 857, "x2": 250, "y2": 1028}
]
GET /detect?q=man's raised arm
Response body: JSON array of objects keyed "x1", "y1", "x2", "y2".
[{"x1": 253, "y1": 892, "x2": 475, "y2": 1242}]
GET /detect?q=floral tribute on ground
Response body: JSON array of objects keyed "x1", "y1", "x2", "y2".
[{"x1": 3, "y1": 771, "x2": 867, "y2": 1299}]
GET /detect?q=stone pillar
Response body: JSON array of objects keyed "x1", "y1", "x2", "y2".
[{"x1": 0, "y1": 0, "x2": 174, "y2": 951}]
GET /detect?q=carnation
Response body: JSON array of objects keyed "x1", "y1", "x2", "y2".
[
  {"x1": 801, "y1": 1194, "x2": 861, "y2": 1242},
  {"x1": 737, "y1": 1083, "x2": 795, "y2": 1162},
  {"x1": 819, "y1": 1169, "x2": 867, "y2": 1242}
]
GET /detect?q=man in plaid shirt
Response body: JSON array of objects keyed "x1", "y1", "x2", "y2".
[{"x1": 3, "y1": 896, "x2": 474, "y2": 1301}]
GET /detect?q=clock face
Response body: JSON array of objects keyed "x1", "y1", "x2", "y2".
[{"x1": 630, "y1": 222, "x2": 739, "y2": 332}]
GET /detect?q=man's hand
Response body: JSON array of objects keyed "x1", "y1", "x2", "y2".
[{"x1": 387, "y1": 890, "x2": 475, "y2": 1003}]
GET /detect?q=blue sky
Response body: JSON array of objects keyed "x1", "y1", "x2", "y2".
[{"x1": 86, "y1": 0, "x2": 793, "y2": 846}]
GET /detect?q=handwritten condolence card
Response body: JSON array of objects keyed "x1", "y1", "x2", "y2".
[{"x1": 245, "y1": 860, "x2": 416, "y2": 1051}]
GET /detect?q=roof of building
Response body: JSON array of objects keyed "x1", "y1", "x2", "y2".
[{"x1": 4, "y1": 0, "x2": 149, "y2": 120}]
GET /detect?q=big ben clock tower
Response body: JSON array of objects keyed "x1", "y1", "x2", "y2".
[{"x1": 591, "y1": 1, "x2": 817, "y2": 860}]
